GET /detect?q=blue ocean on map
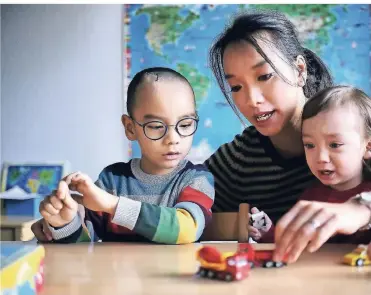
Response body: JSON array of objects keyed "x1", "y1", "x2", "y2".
[{"x1": 126, "y1": 4, "x2": 371, "y2": 163}]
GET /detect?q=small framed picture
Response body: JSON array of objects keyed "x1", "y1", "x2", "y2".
[{"x1": 0, "y1": 162, "x2": 70, "y2": 195}]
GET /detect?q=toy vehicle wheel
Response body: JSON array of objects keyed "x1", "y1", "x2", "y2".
[
  {"x1": 274, "y1": 261, "x2": 285, "y2": 268},
  {"x1": 225, "y1": 273, "x2": 233, "y2": 281},
  {"x1": 199, "y1": 269, "x2": 207, "y2": 277},
  {"x1": 264, "y1": 261, "x2": 274, "y2": 268},
  {"x1": 207, "y1": 270, "x2": 215, "y2": 278},
  {"x1": 356, "y1": 259, "x2": 364, "y2": 266},
  {"x1": 248, "y1": 261, "x2": 255, "y2": 268}
]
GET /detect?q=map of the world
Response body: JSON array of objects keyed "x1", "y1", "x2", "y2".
[{"x1": 124, "y1": 4, "x2": 371, "y2": 163}]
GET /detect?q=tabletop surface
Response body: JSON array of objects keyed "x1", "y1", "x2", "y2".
[{"x1": 39, "y1": 242, "x2": 371, "y2": 295}]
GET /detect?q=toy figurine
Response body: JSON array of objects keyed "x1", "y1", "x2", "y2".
[{"x1": 250, "y1": 211, "x2": 269, "y2": 231}]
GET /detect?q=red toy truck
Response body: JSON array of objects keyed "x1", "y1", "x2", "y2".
[
  {"x1": 196, "y1": 243, "x2": 286, "y2": 282},
  {"x1": 237, "y1": 243, "x2": 286, "y2": 268},
  {"x1": 196, "y1": 245, "x2": 251, "y2": 281}
]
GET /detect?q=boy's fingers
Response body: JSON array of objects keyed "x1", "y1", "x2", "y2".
[
  {"x1": 63, "y1": 172, "x2": 83, "y2": 191},
  {"x1": 39, "y1": 200, "x2": 55, "y2": 216},
  {"x1": 56, "y1": 181, "x2": 77, "y2": 209},
  {"x1": 49, "y1": 195, "x2": 63, "y2": 210},
  {"x1": 62, "y1": 192, "x2": 78, "y2": 209},
  {"x1": 56, "y1": 181, "x2": 69, "y2": 200},
  {"x1": 31, "y1": 219, "x2": 52, "y2": 242},
  {"x1": 41, "y1": 219, "x2": 53, "y2": 241},
  {"x1": 40, "y1": 209, "x2": 52, "y2": 219},
  {"x1": 71, "y1": 193, "x2": 84, "y2": 205},
  {"x1": 63, "y1": 172, "x2": 80, "y2": 185},
  {"x1": 44, "y1": 202, "x2": 60, "y2": 215}
]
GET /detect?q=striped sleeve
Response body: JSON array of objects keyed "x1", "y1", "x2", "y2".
[
  {"x1": 47, "y1": 168, "x2": 116, "y2": 243},
  {"x1": 111, "y1": 168, "x2": 215, "y2": 244}
]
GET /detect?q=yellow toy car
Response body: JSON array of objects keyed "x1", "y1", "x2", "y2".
[{"x1": 342, "y1": 244, "x2": 371, "y2": 266}]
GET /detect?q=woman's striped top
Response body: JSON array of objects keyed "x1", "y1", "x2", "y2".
[{"x1": 204, "y1": 126, "x2": 315, "y2": 223}]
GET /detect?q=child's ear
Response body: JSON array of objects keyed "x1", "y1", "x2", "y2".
[
  {"x1": 364, "y1": 140, "x2": 371, "y2": 159},
  {"x1": 122, "y1": 114, "x2": 137, "y2": 141}
]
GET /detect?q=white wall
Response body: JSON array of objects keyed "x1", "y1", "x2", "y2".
[
  {"x1": 0, "y1": 5, "x2": 2, "y2": 168},
  {"x1": 1, "y1": 4, "x2": 128, "y2": 179}
]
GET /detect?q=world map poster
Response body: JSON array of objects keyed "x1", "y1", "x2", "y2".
[{"x1": 124, "y1": 4, "x2": 371, "y2": 163}]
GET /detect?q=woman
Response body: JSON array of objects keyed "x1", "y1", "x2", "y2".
[{"x1": 204, "y1": 9, "x2": 371, "y2": 262}]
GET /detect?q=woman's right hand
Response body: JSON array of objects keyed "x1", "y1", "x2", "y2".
[{"x1": 273, "y1": 199, "x2": 371, "y2": 263}]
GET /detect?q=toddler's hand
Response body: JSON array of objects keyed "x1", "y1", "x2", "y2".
[{"x1": 39, "y1": 181, "x2": 78, "y2": 227}]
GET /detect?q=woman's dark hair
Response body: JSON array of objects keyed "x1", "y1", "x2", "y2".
[
  {"x1": 302, "y1": 85, "x2": 371, "y2": 179},
  {"x1": 127, "y1": 67, "x2": 195, "y2": 117},
  {"x1": 209, "y1": 9, "x2": 334, "y2": 121}
]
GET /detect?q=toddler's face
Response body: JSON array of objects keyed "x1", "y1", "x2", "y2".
[
  {"x1": 302, "y1": 105, "x2": 370, "y2": 191},
  {"x1": 130, "y1": 78, "x2": 197, "y2": 175}
]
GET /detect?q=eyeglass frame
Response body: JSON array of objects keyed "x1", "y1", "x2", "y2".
[{"x1": 130, "y1": 116, "x2": 199, "y2": 141}]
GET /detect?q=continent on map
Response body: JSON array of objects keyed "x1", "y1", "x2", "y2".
[
  {"x1": 27, "y1": 179, "x2": 40, "y2": 194},
  {"x1": 135, "y1": 5, "x2": 200, "y2": 56},
  {"x1": 9, "y1": 169, "x2": 22, "y2": 184},
  {"x1": 176, "y1": 63, "x2": 210, "y2": 108},
  {"x1": 39, "y1": 170, "x2": 54, "y2": 186}
]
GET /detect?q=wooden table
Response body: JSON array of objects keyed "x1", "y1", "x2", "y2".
[{"x1": 40, "y1": 243, "x2": 371, "y2": 295}]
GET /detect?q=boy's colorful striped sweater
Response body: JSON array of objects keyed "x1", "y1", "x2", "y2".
[{"x1": 47, "y1": 159, "x2": 215, "y2": 244}]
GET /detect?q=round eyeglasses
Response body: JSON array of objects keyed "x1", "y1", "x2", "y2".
[{"x1": 131, "y1": 117, "x2": 199, "y2": 141}]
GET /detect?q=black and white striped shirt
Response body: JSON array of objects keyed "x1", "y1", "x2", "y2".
[{"x1": 204, "y1": 126, "x2": 315, "y2": 223}]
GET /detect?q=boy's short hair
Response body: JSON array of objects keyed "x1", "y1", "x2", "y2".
[{"x1": 126, "y1": 67, "x2": 195, "y2": 117}]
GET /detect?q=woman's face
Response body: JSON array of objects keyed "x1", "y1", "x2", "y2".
[{"x1": 222, "y1": 40, "x2": 306, "y2": 137}]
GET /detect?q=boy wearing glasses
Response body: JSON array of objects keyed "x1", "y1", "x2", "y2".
[{"x1": 38, "y1": 67, "x2": 215, "y2": 244}]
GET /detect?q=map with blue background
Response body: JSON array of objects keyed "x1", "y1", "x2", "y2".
[
  {"x1": 125, "y1": 4, "x2": 371, "y2": 163},
  {"x1": 1, "y1": 164, "x2": 64, "y2": 195}
]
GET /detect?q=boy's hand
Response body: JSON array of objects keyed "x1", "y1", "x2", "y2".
[
  {"x1": 248, "y1": 207, "x2": 272, "y2": 241},
  {"x1": 63, "y1": 172, "x2": 119, "y2": 215},
  {"x1": 39, "y1": 181, "x2": 79, "y2": 228}
]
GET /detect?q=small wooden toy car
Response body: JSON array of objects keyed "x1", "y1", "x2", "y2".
[
  {"x1": 342, "y1": 244, "x2": 371, "y2": 266},
  {"x1": 237, "y1": 243, "x2": 286, "y2": 268},
  {"x1": 196, "y1": 245, "x2": 251, "y2": 281},
  {"x1": 195, "y1": 243, "x2": 286, "y2": 282}
]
